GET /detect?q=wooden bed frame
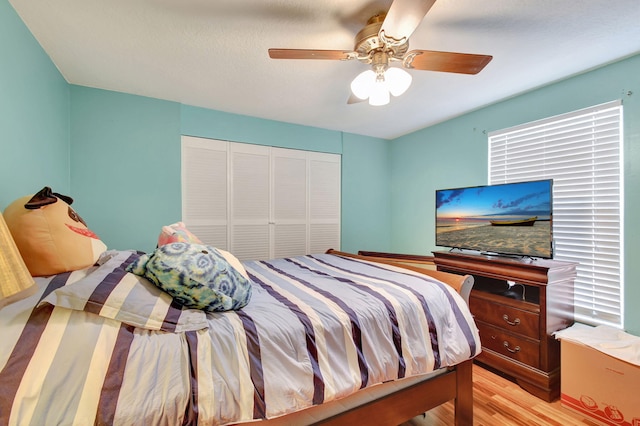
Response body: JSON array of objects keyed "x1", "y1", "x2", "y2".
[
  {"x1": 320, "y1": 359, "x2": 473, "y2": 426},
  {"x1": 320, "y1": 250, "x2": 475, "y2": 425}
]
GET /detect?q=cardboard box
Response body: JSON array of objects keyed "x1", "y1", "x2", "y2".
[{"x1": 561, "y1": 338, "x2": 640, "y2": 426}]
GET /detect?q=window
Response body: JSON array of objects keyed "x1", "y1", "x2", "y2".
[{"x1": 488, "y1": 100, "x2": 624, "y2": 328}]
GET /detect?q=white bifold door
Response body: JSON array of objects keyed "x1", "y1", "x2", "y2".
[{"x1": 181, "y1": 136, "x2": 341, "y2": 261}]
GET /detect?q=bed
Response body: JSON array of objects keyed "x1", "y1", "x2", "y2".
[{"x1": 0, "y1": 249, "x2": 479, "y2": 425}]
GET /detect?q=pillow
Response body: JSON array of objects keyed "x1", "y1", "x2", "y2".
[
  {"x1": 216, "y1": 248, "x2": 250, "y2": 280},
  {"x1": 157, "y1": 221, "x2": 202, "y2": 246},
  {"x1": 126, "y1": 243, "x2": 252, "y2": 312},
  {"x1": 3, "y1": 187, "x2": 107, "y2": 277},
  {"x1": 39, "y1": 250, "x2": 208, "y2": 332},
  {"x1": 157, "y1": 222, "x2": 249, "y2": 279}
]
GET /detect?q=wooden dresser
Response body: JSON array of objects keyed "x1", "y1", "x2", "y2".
[{"x1": 432, "y1": 251, "x2": 576, "y2": 402}]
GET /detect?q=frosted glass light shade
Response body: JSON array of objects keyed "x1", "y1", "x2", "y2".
[
  {"x1": 386, "y1": 67, "x2": 412, "y2": 96},
  {"x1": 369, "y1": 80, "x2": 390, "y2": 106},
  {"x1": 350, "y1": 70, "x2": 376, "y2": 100},
  {"x1": 0, "y1": 213, "x2": 36, "y2": 309},
  {"x1": 350, "y1": 67, "x2": 412, "y2": 106}
]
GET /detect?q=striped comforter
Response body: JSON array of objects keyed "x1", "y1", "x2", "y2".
[{"x1": 0, "y1": 252, "x2": 480, "y2": 425}]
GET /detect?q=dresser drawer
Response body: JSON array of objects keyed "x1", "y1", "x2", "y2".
[
  {"x1": 470, "y1": 295, "x2": 539, "y2": 339},
  {"x1": 477, "y1": 322, "x2": 540, "y2": 368}
]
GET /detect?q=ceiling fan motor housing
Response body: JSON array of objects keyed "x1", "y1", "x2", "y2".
[{"x1": 354, "y1": 14, "x2": 409, "y2": 64}]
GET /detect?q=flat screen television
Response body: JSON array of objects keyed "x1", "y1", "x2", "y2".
[{"x1": 435, "y1": 179, "x2": 553, "y2": 259}]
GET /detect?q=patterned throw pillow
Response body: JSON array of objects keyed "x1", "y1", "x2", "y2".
[
  {"x1": 157, "y1": 222, "x2": 250, "y2": 279},
  {"x1": 126, "y1": 243, "x2": 252, "y2": 312}
]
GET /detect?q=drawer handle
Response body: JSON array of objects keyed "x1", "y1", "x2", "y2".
[
  {"x1": 502, "y1": 314, "x2": 521, "y2": 326},
  {"x1": 503, "y1": 341, "x2": 521, "y2": 353}
]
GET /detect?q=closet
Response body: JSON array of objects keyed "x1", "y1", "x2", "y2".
[{"x1": 181, "y1": 136, "x2": 341, "y2": 260}]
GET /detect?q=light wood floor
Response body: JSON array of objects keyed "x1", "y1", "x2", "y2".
[{"x1": 404, "y1": 364, "x2": 601, "y2": 426}]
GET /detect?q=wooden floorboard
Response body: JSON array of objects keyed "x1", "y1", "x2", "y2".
[{"x1": 403, "y1": 364, "x2": 601, "y2": 426}]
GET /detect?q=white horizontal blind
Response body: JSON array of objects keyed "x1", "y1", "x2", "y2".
[{"x1": 488, "y1": 100, "x2": 624, "y2": 328}]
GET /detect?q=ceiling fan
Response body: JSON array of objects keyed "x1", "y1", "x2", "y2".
[{"x1": 268, "y1": 0, "x2": 492, "y2": 106}]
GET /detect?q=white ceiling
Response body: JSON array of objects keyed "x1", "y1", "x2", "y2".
[{"x1": 9, "y1": 0, "x2": 640, "y2": 140}]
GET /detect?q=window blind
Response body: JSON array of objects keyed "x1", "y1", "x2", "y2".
[{"x1": 488, "y1": 100, "x2": 624, "y2": 328}]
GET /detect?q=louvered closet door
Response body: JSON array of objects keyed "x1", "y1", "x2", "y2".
[
  {"x1": 181, "y1": 136, "x2": 228, "y2": 248},
  {"x1": 272, "y1": 148, "x2": 308, "y2": 258},
  {"x1": 182, "y1": 136, "x2": 341, "y2": 261},
  {"x1": 309, "y1": 153, "x2": 341, "y2": 254},
  {"x1": 230, "y1": 143, "x2": 271, "y2": 260}
]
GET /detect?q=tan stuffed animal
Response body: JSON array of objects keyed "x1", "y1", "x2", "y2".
[{"x1": 3, "y1": 187, "x2": 107, "y2": 277}]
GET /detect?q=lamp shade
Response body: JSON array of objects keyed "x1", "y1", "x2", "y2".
[
  {"x1": 0, "y1": 212, "x2": 36, "y2": 309},
  {"x1": 350, "y1": 70, "x2": 376, "y2": 100},
  {"x1": 385, "y1": 67, "x2": 412, "y2": 97},
  {"x1": 369, "y1": 80, "x2": 391, "y2": 106}
]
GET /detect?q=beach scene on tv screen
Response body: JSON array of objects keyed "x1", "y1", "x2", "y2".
[{"x1": 436, "y1": 180, "x2": 552, "y2": 258}]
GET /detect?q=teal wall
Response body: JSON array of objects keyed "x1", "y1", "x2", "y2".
[
  {"x1": 341, "y1": 133, "x2": 391, "y2": 253},
  {"x1": 0, "y1": 0, "x2": 70, "y2": 209},
  {"x1": 69, "y1": 86, "x2": 182, "y2": 252},
  {"x1": 390, "y1": 120, "x2": 488, "y2": 255},
  {"x1": 68, "y1": 91, "x2": 389, "y2": 253},
  {"x1": 390, "y1": 54, "x2": 640, "y2": 334},
  {"x1": 181, "y1": 105, "x2": 342, "y2": 154}
]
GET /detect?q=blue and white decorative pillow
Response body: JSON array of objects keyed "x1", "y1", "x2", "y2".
[{"x1": 126, "y1": 243, "x2": 252, "y2": 312}]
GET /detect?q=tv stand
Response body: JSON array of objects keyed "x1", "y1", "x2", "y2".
[{"x1": 432, "y1": 251, "x2": 577, "y2": 402}]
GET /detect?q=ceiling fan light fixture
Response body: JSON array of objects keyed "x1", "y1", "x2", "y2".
[
  {"x1": 369, "y1": 81, "x2": 391, "y2": 106},
  {"x1": 351, "y1": 66, "x2": 411, "y2": 106},
  {"x1": 350, "y1": 70, "x2": 376, "y2": 100},
  {"x1": 369, "y1": 80, "x2": 390, "y2": 106},
  {"x1": 385, "y1": 67, "x2": 412, "y2": 97}
]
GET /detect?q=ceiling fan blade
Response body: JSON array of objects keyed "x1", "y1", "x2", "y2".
[
  {"x1": 347, "y1": 93, "x2": 366, "y2": 104},
  {"x1": 268, "y1": 49, "x2": 356, "y2": 60},
  {"x1": 404, "y1": 50, "x2": 492, "y2": 74},
  {"x1": 379, "y1": 0, "x2": 437, "y2": 45}
]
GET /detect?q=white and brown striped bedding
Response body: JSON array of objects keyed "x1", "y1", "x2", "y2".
[{"x1": 0, "y1": 252, "x2": 480, "y2": 425}]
